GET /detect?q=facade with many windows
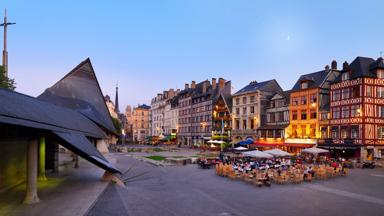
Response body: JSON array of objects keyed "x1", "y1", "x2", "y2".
[
  {"x1": 132, "y1": 104, "x2": 151, "y2": 142},
  {"x1": 231, "y1": 80, "x2": 283, "y2": 141},
  {"x1": 286, "y1": 62, "x2": 340, "y2": 152},
  {"x1": 318, "y1": 57, "x2": 384, "y2": 160}
]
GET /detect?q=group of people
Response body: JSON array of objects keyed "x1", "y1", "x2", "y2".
[{"x1": 214, "y1": 154, "x2": 350, "y2": 186}]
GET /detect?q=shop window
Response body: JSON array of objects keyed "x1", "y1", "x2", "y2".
[
  {"x1": 250, "y1": 119, "x2": 255, "y2": 129},
  {"x1": 301, "y1": 125, "x2": 306, "y2": 137},
  {"x1": 351, "y1": 126, "x2": 359, "y2": 139},
  {"x1": 321, "y1": 127, "x2": 328, "y2": 139},
  {"x1": 340, "y1": 127, "x2": 348, "y2": 139},
  {"x1": 310, "y1": 125, "x2": 316, "y2": 137},
  {"x1": 331, "y1": 127, "x2": 339, "y2": 139}
]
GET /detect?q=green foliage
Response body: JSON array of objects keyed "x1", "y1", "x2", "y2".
[
  {"x1": 111, "y1": 117, "x2": 122, "y2": 134},
  {"x1": 146, "y1": 155, "x2": 166, "y2": 161},
  {"x1": 0, "y1": 66, "x2": 16, "y2": 90}
]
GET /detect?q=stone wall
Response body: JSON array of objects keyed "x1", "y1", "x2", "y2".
[{"x1": 0, "y1": 138, "x2": 28, "y2": 190}]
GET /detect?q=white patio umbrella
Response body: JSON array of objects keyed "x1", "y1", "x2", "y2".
[
  {"x1": 243, "y1": 150, "x2": 273, "y2": 159},
  {"x1": 302, "y1": 147, "x2": 329, "y2": 155},
  {"x1": 263, "y1": 149, "x2": 291, "y2": 157},
  {"x1": 234, "y1": 146, "x2": 248, "y2": 151},
  {"x1": 207, "y1": 140, "x2": 215, "y2": 143}
]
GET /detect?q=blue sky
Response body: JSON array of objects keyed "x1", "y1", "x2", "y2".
[{"x1": 1, "y1": 0, "x2": 384, "y2": 110}]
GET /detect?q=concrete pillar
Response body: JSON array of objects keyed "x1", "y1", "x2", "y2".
[
  {"x1": 23, "y1": 139, "x2": 40, "y2": 204},
  {"x1": 38, "y1": 136, "x2": 47, "y2": 181}
]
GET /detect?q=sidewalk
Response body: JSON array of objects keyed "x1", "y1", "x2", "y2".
[{"x1": 0, "y1": 153, "x2": 111, "y2": 216}]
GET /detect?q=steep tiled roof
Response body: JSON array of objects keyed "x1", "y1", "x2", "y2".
[
  {"x1": 291, "y1": 70, "x2": 329, "y2": 91},
  {"x1": 234, "y1": 79, "x2": 281, "y2": 96}
]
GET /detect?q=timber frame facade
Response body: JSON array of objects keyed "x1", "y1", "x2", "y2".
[{"x1": 318, "y1": 57, "x2": 384, "y2": 160}]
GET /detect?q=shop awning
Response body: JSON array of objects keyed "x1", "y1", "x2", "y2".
[
  {"x1": 317, "y1": 144, "x2": 362, "y2": 150},
  {"x1": 251, "y1": 142, "x2": 314, "y2": 148},
  {"x1": 54, "y1": 131, "x2": 120, "y2": 173}
]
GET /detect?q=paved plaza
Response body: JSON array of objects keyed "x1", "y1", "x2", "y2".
[{"x1": 87, "y1": 152, "x2": 384, "y2": 216}]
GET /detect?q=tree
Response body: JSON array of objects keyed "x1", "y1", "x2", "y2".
[
  {"x1": 0, "y1": 66, "x2": 16, "y2": 90},
  {"x1": 111, "y1": 117, "x2": 122, "y2": 134}
]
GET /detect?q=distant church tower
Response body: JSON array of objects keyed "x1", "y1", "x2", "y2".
[
  {"x1": 1, "y1": 9, "x2": 16, "y2": 77},
  {"x1": 115, "y1": 83, "x2": 119, "y2": 114}
]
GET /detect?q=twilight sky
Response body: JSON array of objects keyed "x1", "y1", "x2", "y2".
[{"x1": 1, "y1": 0, "x2": 384, "y2": 110}]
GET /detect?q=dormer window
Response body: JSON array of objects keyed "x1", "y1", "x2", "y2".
[
  {"x1": 341, "y1": 72, "x2": 349, "y2": 81},
  {"x1": 301, "y1": 81, "x2": 308, "y2": 89},
  {"x1": 377, "y1": 70, "x2": 384, "y2": 79}
]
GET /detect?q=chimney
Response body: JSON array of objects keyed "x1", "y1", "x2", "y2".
[
  {"x1": 325, "y1": 65, "x2": 330, "y2": 70},
  {"x1": 219, "y1": 78, "x2": 225, "y2": 90},
  {"x1": 343, "y1": 61, "x2": 349, "y2": 71},
  {"x1": 191, "y1": 81, "x2": 196, "y2": 89},
  {"x1": 212, "y1": 78, "x2": 217, "y2": 90},
  {"x1": 203, "y1": 81, "x2": 209, "y2": 93},
  {"x1": 185, "y1": 83, "x2": 189, "y2": 89},
  {"x1": 331, "y1": 60, "x2": 337, "y2": 70},
  {"x1": 169, "y1": 88, "x2": 175, "y2": 98}
]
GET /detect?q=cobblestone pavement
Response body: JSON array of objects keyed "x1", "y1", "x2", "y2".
[{"x1": 88, "y1": 153, "x2": 384, "y2": 216}]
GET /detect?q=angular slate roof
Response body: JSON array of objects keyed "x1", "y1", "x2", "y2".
[
  {"x1": 0, "y1": 88, "x2": 105, "y2": 138},
  {"x1": 234, "y1": 79, "x2": 282, "y2": 96},
  {"x1": 333, "y1": 56, "x2": 384, "y2": 82},
  {"x1": 0, "y1": 88, "x2": 120, "y2": 173},
  {"x1": 348, "y1": 56, "x2": 375, "y2": 78},
  {"x1": 137, "y1": 104, "x2": 151, "y2": 109},
  {"x1": 291, "y1": 70, "x2": 329, "y2": 91},
  {"x1": 38, "y1": 58, "x2": 117, "y2": 134}
]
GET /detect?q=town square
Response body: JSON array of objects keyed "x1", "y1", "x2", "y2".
[{"x1": 1, "y1": 1, "x2": 384, "y2": 216}]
